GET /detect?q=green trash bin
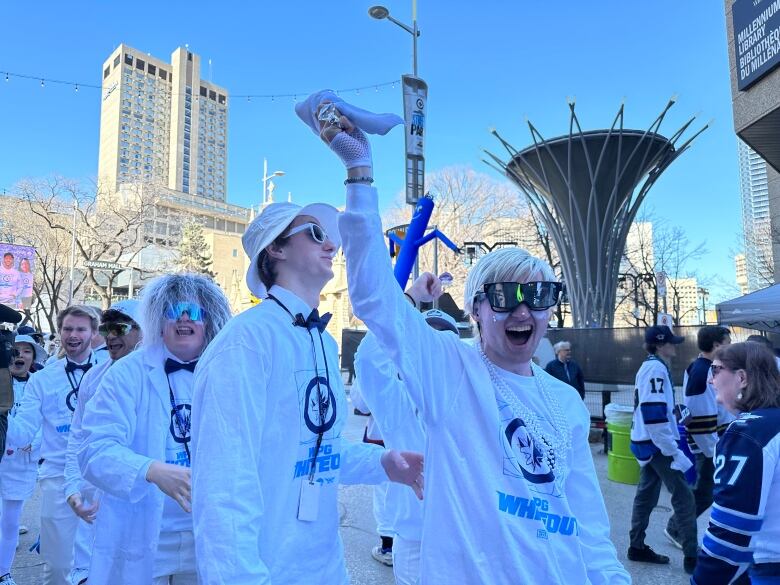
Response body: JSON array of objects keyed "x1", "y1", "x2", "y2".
[{"x1": 605, "y1": 404, "x2": 640, "y2": 485}]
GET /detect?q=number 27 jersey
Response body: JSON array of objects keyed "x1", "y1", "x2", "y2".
[{"x1": 694, "y1": 408, "x2": 780, "y2": 583}]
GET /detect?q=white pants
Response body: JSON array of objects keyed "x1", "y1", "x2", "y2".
[
  {"x1": 373, "y1": 481, "x2": 393, "y2": 538},
  {"x1": 40, "y1": 477, "x2": 78, "y2": 585},
  {"x1": 153, "y1": 530, "x2": 197, "y2": 584},
  {"x1": 392, "y1": 536, "x2": 421, "y2": 585}
]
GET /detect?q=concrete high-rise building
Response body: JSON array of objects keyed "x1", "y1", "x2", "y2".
[
  {"x1": 98, "y1": 44, "x2": 228, "y2": 201},
  {"x1": 737, "y1": 139, "x2": 774, "y2": 291},
  {"x1": 735, "y1": 253, "x2": 748, "y2": 295},
  {"x1": 668, "y1": 277, "x2": 700, "y2": 326}
]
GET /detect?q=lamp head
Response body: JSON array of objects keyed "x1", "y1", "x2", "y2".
[{"x1": 368, "y1": 5, "x2": 390, "y2": 19}]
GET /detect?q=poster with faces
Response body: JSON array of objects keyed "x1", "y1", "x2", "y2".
[{"x1": 0, "y1": 242, "x2": 35, "y2": 310}]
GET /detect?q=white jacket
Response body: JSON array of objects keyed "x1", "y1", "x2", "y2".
[
  {"x1": 191, "y1": 285, "x2": 386, "y2": 585},
  {"x1": 340, "y1": 183, "x2": 630, "y2": 585},
  {"x1": 78, "y1": 344, "x2": 182, "y2": 585}
]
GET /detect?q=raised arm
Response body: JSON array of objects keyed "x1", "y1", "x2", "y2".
[{"x1": 314, "y1": 108, "x2": 466, "y2": 424}]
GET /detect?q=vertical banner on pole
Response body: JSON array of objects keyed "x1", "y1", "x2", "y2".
[{"x1": 402, "y1": 75, "x2": 427, "y2": 205}]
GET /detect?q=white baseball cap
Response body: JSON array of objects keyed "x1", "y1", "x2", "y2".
[
  {"x1": 422, "y1": 309, "x2": 459, "y2": 335},
  {"x1": 110, "y1": 299, "x2": 141, "y2": 325},
  {"x1": 14, "y1": 334, "x2": 47, "y2": 364},
  {"x1": 243, "y1": 202, "x2": 341, "y2": 298}
]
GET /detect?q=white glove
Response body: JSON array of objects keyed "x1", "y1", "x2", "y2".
[
  {"x1": 329, "y1": 126, "x2": 373, "y2": 170},
  {"x1": 670, "y1": 451, "x2": 693, "y2": 474}
]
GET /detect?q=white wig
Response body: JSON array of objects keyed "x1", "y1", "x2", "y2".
[
  {"x1": 463, "y1": 247, "x2": 556, "y2": 317},
  {"x1": 139, "y1": 273, "x2": 232, "y2": 349},
  {"x1": 553, "y1": 340, "x2": 571, "y2": 354}
]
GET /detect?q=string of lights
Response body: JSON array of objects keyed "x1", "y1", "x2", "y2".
[{"x1": 2, "y1": 70, "x2": 400, "y2": 101}]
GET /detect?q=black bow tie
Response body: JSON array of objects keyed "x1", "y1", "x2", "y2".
[
  {"x1": 65, "y1": 361, "x2": 92, "y2": 374},
  {"x1": 295, "y1": 309, "x2": 332, "y2": 333},
  {"x1": 165, "y1": 358, "x2": 198, "y2": 375}
]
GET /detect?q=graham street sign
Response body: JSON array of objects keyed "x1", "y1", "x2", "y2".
[{"x1": 83, "y1": 260, "x2": 123, "y2": 271}]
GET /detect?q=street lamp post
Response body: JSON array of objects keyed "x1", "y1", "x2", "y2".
[
  {"x1": 461, "y1": 241, "x2": 518, "y2": 267},
  {"x1": 698, "y1": 287, "x2": 710, "y2": 325},
  {"x1": 368, "y1": 4, "x2": 419, "y2": 76},
  {"x1": 67, "y1": 199, "x2": 79, "y2": 304},
  {"x1": 261, "y1": 158, "x2": 285, "y2": 207},
  {"x1": 369, "y1": 3, "x2": 425, "y2": 279}
]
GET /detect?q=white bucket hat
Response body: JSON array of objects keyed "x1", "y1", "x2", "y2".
[
  {"x1": 422, "y1": 309, "x2": 459, "y2": 335},
  {"x1": 14, "y1": 334, "x2": 48, "y2": 364},
  {"x1": 243, "y1": 202, "x2": 341, "y2": 299}
]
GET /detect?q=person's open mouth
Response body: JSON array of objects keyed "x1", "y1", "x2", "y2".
[
  {"x1": 176, "y1": 324, "x2": 195, "y2": 336},
  {"x1": 505, "y1": 324, "x2": 533, "y2": 346}
]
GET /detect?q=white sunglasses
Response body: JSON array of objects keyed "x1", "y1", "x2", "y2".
[{"x1": 282, "y1": 222, "x2": 328, "y2": 244}]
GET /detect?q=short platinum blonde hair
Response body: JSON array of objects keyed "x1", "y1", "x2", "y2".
[
  {"x1": 553, "y1": 341, "x2": 571, "y2": 354},
  {"x1": 139, "y1": 273, "x2": 232, "y2": 349},
  {"x1": 463, "y1": 247, "x2": 556, "y2": 317}
]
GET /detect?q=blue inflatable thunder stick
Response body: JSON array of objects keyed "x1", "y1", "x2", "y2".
[{"x1": 387, "y1": 195, "x2": 460, "y2": 290}]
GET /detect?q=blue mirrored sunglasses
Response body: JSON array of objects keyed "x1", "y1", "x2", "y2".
[{"x1": 165, "y1": 302, "x2": 206, "y2": 322}]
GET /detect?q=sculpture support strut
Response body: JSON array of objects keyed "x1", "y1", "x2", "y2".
[{"x1": 484, "y1": 100, "x2": 708, "y2": 328}]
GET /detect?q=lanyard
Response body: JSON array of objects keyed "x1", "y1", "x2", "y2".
[
  {"x1": 267, "y1": 294, "x2": 331, "y2": 484},
  {"x1": 165, "y1": 372, "x2": 191, "y2": 465},
  {"x1": 64, "y1": 360, "x2": 91, "y2": 413}
]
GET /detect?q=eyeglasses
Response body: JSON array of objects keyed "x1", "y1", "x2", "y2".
[
  {"x1": 165, "y1": 302, "x2": 206, "y2": 322},
  {"x1": 710, "y1": 364, "x2": 735, "y2": 377},
  {"x1": 98, "y1": 322, "x2": 135, "y2": 337},
  {"x1": 476, "y1": 281, "x2": 562, "y2": 312},
  {"x1": 282, "y1": 222, "x2": 328, "y2": 245}
]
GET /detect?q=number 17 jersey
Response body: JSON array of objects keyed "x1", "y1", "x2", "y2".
[{"x1": 630, "y1": 356, "x2": 680, "y2": 458}]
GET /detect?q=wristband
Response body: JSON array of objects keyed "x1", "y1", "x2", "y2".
[
  {"x1": 344, "y1": 177, "x2": 374, "y2": 185},
  {"x1": 404, "y1": 292, "x2": 417, "y2": 308}
]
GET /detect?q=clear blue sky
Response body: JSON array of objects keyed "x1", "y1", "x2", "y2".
[{"x1": 0, "y1": 1, "x2": 741, "y2": 301}]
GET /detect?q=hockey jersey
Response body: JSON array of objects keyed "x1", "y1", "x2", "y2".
[
  {"x1": 692, "y1": 408, "x2": 780, "y2": 584},
  {"x1": 630, "y1": 355, "x2": 681, "y2": 463},
  {"x1": 683, "y1": 357, "x2": 735, "y2": 458}
]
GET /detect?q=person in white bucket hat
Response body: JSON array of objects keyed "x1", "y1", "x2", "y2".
[
  {"x1": 0, "y1": 334, "x2": 45, "y2": 585},
  {"x1": 191, "y1": 200, "x2": 424, "y2": 584}
]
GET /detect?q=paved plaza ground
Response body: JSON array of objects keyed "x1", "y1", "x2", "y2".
[{"x1": 12, "y1": 393, "x2": 706, "y2": 584}]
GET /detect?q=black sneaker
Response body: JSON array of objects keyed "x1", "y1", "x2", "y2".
[
  {"x1": 627, "y1": 545, "x2": 670, "y2": 564},
  {"x1": 684, "y1": 556, "x2": 697, "y2": 575}
]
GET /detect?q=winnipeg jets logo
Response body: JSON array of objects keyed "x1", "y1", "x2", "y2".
[
  {"x1": 66, "y1": 389, "x2": 78, "y2": 413},
  {"x1": 502, "y1": 418, "x2": 561, "y2": 496},
  {"x1": 169, "y1": 404, "x2": 192, "y2": 444},
  {"x1": 303, "y1": 376, "x2": 337, "y2": 435}
]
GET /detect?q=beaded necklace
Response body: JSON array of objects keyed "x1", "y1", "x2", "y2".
[{"x1": 477, "y1": 343, "x2": 572, "y2": 482}]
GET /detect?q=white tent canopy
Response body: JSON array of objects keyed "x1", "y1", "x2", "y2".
[{"x1": 716, "y1": 284, "x2": 780, "y2": 333}]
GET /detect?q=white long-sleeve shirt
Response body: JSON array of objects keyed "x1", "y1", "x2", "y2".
[
  {"x1": 0, "y1": 375, "x2": 41, "y2": 493},
  {"x1": 354, "y1": 331, "x2": 425, "y2": 542},
  {"x1": 341, "y1": 183, "x2": 629, "y2": 585},
  {"x1": 8, "y1": 351, "x2": 102, "y2": 480},
  {"x1": 191, "y1": 285, "x2": 387, "y2": 585}
]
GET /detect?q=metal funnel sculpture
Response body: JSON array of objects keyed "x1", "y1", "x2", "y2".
[{"x1": 484, "y1": 99, "x2": 708, "y2": 328}]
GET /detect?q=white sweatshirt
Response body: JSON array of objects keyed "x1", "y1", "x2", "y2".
[
  {"x1": 354, "y1": 331, "x2": 425, "y2": 542},
  {"x1": 340, "y1": 184, "x2": 629, "y2": 584},
  {"x1": 8, "y1": 351, "x2": 102, "y2": 479},
  {"x1": 191, "y1": 285, "x2": 387, "y2": 585}
]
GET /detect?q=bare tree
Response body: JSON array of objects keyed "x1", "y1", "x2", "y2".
[
  {"x1": 16, "y1": 177, "x2": 158, "y2": 310},
  {"x1": 619, "y1": 209, "x2": 707, "y2": 327}
]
